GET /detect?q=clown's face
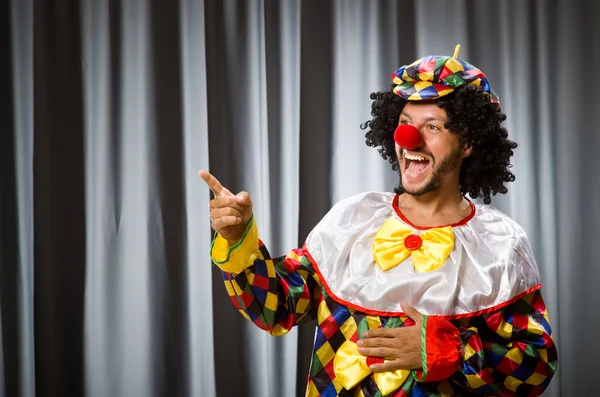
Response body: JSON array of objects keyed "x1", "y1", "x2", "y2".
[{"x1": 396, "y1": 101, "x2": 471, "y2": 196}]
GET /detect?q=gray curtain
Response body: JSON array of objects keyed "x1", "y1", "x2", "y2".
[{"x1": 2, "y1": 0, "x2": 599, "y2": 396}]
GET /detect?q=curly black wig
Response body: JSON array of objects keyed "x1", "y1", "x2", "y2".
[{"x1": 361, "y1": 84, "x2": 517, "y2": 204}]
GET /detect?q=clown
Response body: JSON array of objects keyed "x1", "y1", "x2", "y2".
[{"x1": 201, "y1": 45, "x2": 557, "y2": 396}]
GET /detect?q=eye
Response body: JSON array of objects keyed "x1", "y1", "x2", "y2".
[
  {"x1": 426, "y1": 124, "x2": 441, "y2": 131},
  {"x1": 399, "y1": 119, "x2": 409, "y2": 125}
]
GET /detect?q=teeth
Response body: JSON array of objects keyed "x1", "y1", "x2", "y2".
[{"x1": 403, "y1": 149, "x2": 427, "y2": 161}]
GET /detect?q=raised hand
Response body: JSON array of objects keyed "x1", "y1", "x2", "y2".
[{"x1": 199, "y1": 170, "x2": 253, "y2": 245}]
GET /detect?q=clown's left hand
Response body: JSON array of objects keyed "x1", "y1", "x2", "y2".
[{"x1": 357, "y1": 302, "x2": 423, "y2": 372}]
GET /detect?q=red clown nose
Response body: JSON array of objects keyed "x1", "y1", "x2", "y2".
[{"x1": 394, "y1": 124, "x2": 421, "y2": 150}]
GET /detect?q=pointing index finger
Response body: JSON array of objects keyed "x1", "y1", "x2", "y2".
[{"x1": 199, "y1": 169, "x2": 232, "y2": 197}]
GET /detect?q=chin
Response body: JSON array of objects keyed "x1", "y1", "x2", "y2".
[
  {"x1": 402, "y1": 173, "x2": 431, "y2": 190},
  {"x1": 401, "y1": 175, "x2": 440, "y2": 197},
  {"x1": 403, "y1": 187, "x2": 431, "y2": 197}
]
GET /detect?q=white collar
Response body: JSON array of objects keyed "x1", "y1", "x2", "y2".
[{"x1": 305, "y1": 192, "x2": 541, "y2": 318}]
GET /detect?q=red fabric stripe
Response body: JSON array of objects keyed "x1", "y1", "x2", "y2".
[
  {"x1": 241, "y1": 291, "x2": 254, "y2": 307},
  {"x1": 252, "y1": 274, "x2": 270, "y2": 290},
  {"x1": 419, "y1": 58, "x2": 436, "y2": 73},
  {"x1": 531, "y1": 292, "x2": 546, "y2": 313},
  {"x1": 535, "y1": 360, "x2": 550, "y2": 376},
  {"x1": 415, "y1": 317, "x2": 461, "y2": 382},
  {"x1": 320, "y1": 315, "x2": 339, "y2": 339},
  {"x1": 283, "y1": 256, "x2": 301, "y2": 272},
  {"x1": 496, "y1": 356, "x2": 519, "y2": 374},
  {"x1": 512, "y1": 341, "x2": 530, "y2": 353},
  {"x1": 485, "y1": 311, "x2": 503, "y2": 332},
  {"x1": 511, "y1": 312, "x2": 529, "y2": 330},
  {"x1": 323, "y1": 360, "x2": 336, "y2": 383},
  {"x1": 438, "y1": 65, "x2": 450, "y2": 80}
]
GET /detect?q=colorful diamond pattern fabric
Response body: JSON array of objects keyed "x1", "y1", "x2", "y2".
[
  {"x1": 214, "y1": 236, "x2": 557, "y2": 396},
  {"x1": 392, "y1": 54, "x2": 500, "y2": 105}
]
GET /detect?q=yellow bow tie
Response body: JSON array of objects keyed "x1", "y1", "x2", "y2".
[
  {"x1": 334, "y1": 340, "x2": 410, "y2": 394},
  {"x1": 372, "y1": 218, "x2": 454, "y2": 272}
]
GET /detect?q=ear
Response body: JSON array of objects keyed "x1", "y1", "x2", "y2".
[{"x1": 461, "y1": 143, "x2": 472, "y2": 159}]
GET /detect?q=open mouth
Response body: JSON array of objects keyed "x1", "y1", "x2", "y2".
[{"x1": 403, "y1": 149, "x2": 431, "y2": 177}]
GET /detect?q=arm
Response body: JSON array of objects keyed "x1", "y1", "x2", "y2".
[
  {"x1": 414, "y1": 290, "x2": 557, "y2": 396},
  {"x1": 211, "y1": 217, "x2": 322, "y2": 336},
  {"x1": 199, "y1": 170, "x2": 322, "y2": 336}
]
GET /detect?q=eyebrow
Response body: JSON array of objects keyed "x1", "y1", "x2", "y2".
[{"x1": 399, "y1": 113, "x2": 447, "y2": 123}]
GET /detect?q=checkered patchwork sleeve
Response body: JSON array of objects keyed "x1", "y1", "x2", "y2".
[
  {"x1": 211, "y1": 217, "x2": 322, "y2": 336},
  {"x1": 415, "y1": 290, "x2": 557, "y2": 396}
]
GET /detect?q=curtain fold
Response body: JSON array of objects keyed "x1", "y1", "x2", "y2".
[
  {"x1": 5, "y1": 1, "x2": 37, "y2": 397},
  {"x1": 2, "y1": 0, "x2": 599, "y2": 396}
]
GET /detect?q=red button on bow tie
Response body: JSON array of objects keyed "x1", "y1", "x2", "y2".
[{"x1": 404, "y1": 234, "x2": 423, "y2": 251}]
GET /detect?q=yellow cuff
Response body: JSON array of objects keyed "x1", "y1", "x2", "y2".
[{"x1": 210, "y1": 217, "x2": 259, "y2": 274}]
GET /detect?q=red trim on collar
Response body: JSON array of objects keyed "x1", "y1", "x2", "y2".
[
  {"x1": 434, "y1": 284, "x2": 543, "y2": 319},
  {"x1": 392, "y1": 194, "x2": 476, "y2": 230},
  {"x1": 304, "y1": 243, "x2": 542, "y2": 320}
]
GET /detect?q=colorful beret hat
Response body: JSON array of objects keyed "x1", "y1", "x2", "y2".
[{"x1": 392, "y1": 45, "x2": 500, "y2": 106}]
